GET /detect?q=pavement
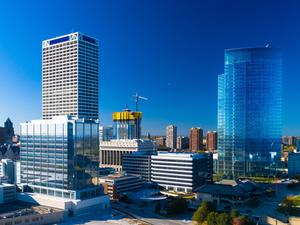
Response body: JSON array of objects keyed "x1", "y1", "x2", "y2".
[
  {"x1": 58, "y1": 208, "x2": 148, "y2": 225},
  {"x1": 111, "y1": 201, "x2": 194, "y2": 225}
]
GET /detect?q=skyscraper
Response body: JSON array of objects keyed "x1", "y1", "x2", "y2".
[
  {"x1": 20, "y1": 116, "x2": 101, "y2": 200},
  {"x1": 42, "y1": 32, "x2": 99, "y2": 120},
  {"x1": 112, "y1": 109, "x2": 142, "y2": 139},
  {"x1": 189, "y1": 127, "x2": 203, "y2": 152},
  {"x1": 206, "y1": 131, "x2": 217, "y2": 151},
  {"x1": 166, "y1": 125, "x2": 177, "y2": 149},
  {"x1": 218, "y1": 47, "x2": 282, "y2": 177}
]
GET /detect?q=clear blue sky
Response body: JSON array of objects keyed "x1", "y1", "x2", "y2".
[{"x1": 0, "y1": 0, "x2": 299, "y2": 136}]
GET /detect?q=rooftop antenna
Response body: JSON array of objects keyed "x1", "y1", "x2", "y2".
[{"x1": 133, "y1": 92, "x2": 148, "y2": 112}]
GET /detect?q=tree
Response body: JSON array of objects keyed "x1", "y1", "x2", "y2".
[
  {"x1": 216, "y1": 213, "x2": 231, "y2": 225},
  {"x1": 232, "y1": 216, "x2": 255, "y2": 225},
  {"x1": 192, "y1": 201, "x2": 212, "y2": 224},
  {"x1": 230, "y1": 208, "x2": 240, "y2": 219},
  {"x1": 207, "y1": 212, "x2": 218, "y2": 225}
]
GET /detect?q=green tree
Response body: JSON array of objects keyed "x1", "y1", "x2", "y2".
[
  {"x1": 192, "y1": 201, "x2": 212, "y2": 224},
  {"x1": 207, "y1": 212, "x2": 219, "y2": 225},
  {"x1": 216, "y1": 213, "x2": 231, "y2": 225},
  {"x1": 230, "y1": 208, "x2": 239, "y2": 219}
]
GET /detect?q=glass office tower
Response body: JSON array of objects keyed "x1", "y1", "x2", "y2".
[
  {"x1": 217, "y1": 47, "x2": 282, "y2": 177},
  {"x1": 20, "y1": 115, "x2": 101, "y2": 200}
]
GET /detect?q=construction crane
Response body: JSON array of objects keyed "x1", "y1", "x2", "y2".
[{"x1": 133, "y1": 92, "x2": 148, "y2": 112}]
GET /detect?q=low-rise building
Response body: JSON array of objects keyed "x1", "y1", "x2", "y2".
[
  {"x1": 122, "y1": 152, "x2": 152, "y2": 181},
  {"x1": 100, "y1": 139, "x2": 156, "y2": 172},
  {"x1": 99, "y1": 174, "x2": 143, "y2": 199},
  {"x1": 288, "y1": 151, "x2": 300, "y2": 177},
  {"x1": 151, "y1": 152, "x2": 213, "y2": 193},
  {"x1": 0, "y1": 183, "x2": 16, "y2": 204},
  {"x1": 195, "y1": 179, "x2": 258, "y2": 207}
]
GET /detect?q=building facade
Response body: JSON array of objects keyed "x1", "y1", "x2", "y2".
[
  {"x1": 112, "y1": 109, "x2": 142, "y2": 140},
  {"x1": 20, "y1": 116, "x2": 102, "y2": 200},
  {"x1": 218, "y1": 47, "x2": 282, "y2": 177},
  {"x1": 151, "y1": 152, "x2": 213, "y2": 193},
  {"x1": 99, "y1": 126, "x2": 113, "y2": 142},
  {"x1": 166, "y1": 125, "x2": 177, "y2": 149},
  {"x1": 176, "y1": 136, "x2": 189, "y2": 150},
  {"x1": 206, "y1": 131, "x2": 217, "y2": 151},
  {"x1": 288, "y1": 151, "x2": 300, "y2": 177},
  {"x1": 122, "y1": 152, "x2": 152, "y2": 181},
  {"x1": 42, "y1": 32, "x2": 99, "y2": 120},
  {"x1": 189, "y1": 128, "x2": 203, "y2": 152},
  {"x1": 99, "y1": 174, "x2": 143, "y2": 199},
  {"x1": 100, "y1": 139, "x2": 156, "y2": 172}
]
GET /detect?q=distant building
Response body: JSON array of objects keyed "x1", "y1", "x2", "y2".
[
  {"x1": 42, "y1": 32, "x2": 99, "y2": 120},
  {"x1": 288, "y1": 136, "x2": 296, "y2": 146},
  {"x1": 4, "y1": 118, "x2": 14, "y2": 143},
  {"x1": 176, "y1": 136, "x2": 189, "y2": 150},
  {"x1": 282, "y1": 136, "x2": 288, "y2": 145},
  {"x1": 20, "y1": 115, "x2": 102, "y2": 200},
  {"x1": 0, "y1": 159, "x2": 15, "y2": 184},
  {"x1": 151, "y1": 152, "x2": 213, "y2": 193},
  {"x1": 189, "y1": 128, "x2": 203, "y2": 152},
  {"x1": 206, "y1": 131, "x2": 217, "y2": 151},
  {"x1": 155, "y1": 137, "x2": 166, "y2": 147},
  {"x1": 99, "y1": 174, "x2": 143, "y2": 199},
  {"x1": 100, "y1": 139, "x2": 156, "y2": 172},
  {"x1": 122, "y1": 152, "x2": 153, "y2": 182},
  {"x1": 288, "y1": 151, "x2": 300, "y2": 177},
  {"x1": 196, "y1": 179, "x2": 258, "y2": 207},
  {"x1": 0, "y1": 183, "x2": 16, "y2": 204},
  {"x1": 99, "y1": 126, "x2": 113, "y2": 142},
  {"x1": 113, "y1": 109, "x2": 142, "y2": 139},
  {"x1": 166, "y1": 125, "x2": 177, "y2": 149}
]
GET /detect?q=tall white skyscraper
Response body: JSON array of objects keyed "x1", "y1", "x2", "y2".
[
  {"x1": 42, "y1": 32, "x2": 99, "y2": 120},
  {"x1": 166, "y1": 125, "x2": 177, "y2": 149}
]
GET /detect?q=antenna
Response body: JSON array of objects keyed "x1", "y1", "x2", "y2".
[{"x1": 133, "y1": 92, "x2": 148, "y2": 111}]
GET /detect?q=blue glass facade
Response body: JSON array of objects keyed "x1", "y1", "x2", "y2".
[
  {"x1": 20, "y1": 116, "x2": 102, "y2": 199},
  {"x1": 217, "y1": 48, "x2": 282, "y2": 177}
]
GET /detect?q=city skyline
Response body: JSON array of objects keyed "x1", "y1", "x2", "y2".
[{"x1": 1, "y1": 1, "x2": 300, "y2": 135}]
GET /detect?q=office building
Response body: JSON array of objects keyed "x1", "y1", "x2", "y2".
[
  {"x1": 282, "y1": 136, "x2": 288, "y2": 145},
  {"x1": 20, "y1": 115, "x2": 102, "y2": 200},
  {"x1": 206, "y1": 131, "x2": 217, "y2": 151},
  {"x1": 166, "y1": 125, "x2": 177, "y2": 149},
  {"x1": 42, "y1": 32, "x2": 99, "y2": 120},
  {"x1": 288, "y1": 151, "x2": 300, "y2": 177},
  {"x1": 122, "y1": 152, "x2": 153, "y2": 181},
  {"x1": 297, "y1": 138, "x2": 300, "y2": 150},
  {"x1": 288, "y1": 136, "x2": 296, "y2": 146},
  {"x1": 151, "y1": 152, "x2": 213, "y2": 193},
  {"x1": 0, "y1": 159, "x2": 15, "y2": 184},
  {"x1": 100, "y1": 139, "x2": 156, "y2": 172},
  {"x1": 0, "y1": 183, "x2": 16, "y2": 204},
  {"x1": 99, "y1": 126, "x2": 113, "y2": 142},
  {"x1": 99, "y1": 174, "x2": 143, "y2": 199},
  {"x1": 176, "y1": 136, "x2": 189, "y2": 150},
  {"x1": 189, "y1": 127, "x2": 203, "y2": 152},
  {"x1": 218, "y1": 47, "x2": 282, "y2": 177},
  {"x1": 155, "y1": 137, "x2": 166, "y2": 147},
  {"x1": 113, "y1": 109, "x2": 142, "y2": 139}
]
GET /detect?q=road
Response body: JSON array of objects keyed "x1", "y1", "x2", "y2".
[{"x1": 111, "y1": 201, "x2": 194, "y2": 225}]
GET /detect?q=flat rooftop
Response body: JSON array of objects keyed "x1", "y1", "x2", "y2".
[{"x1": 0, "y1": 201, "x2": 62, "y2": 219}]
